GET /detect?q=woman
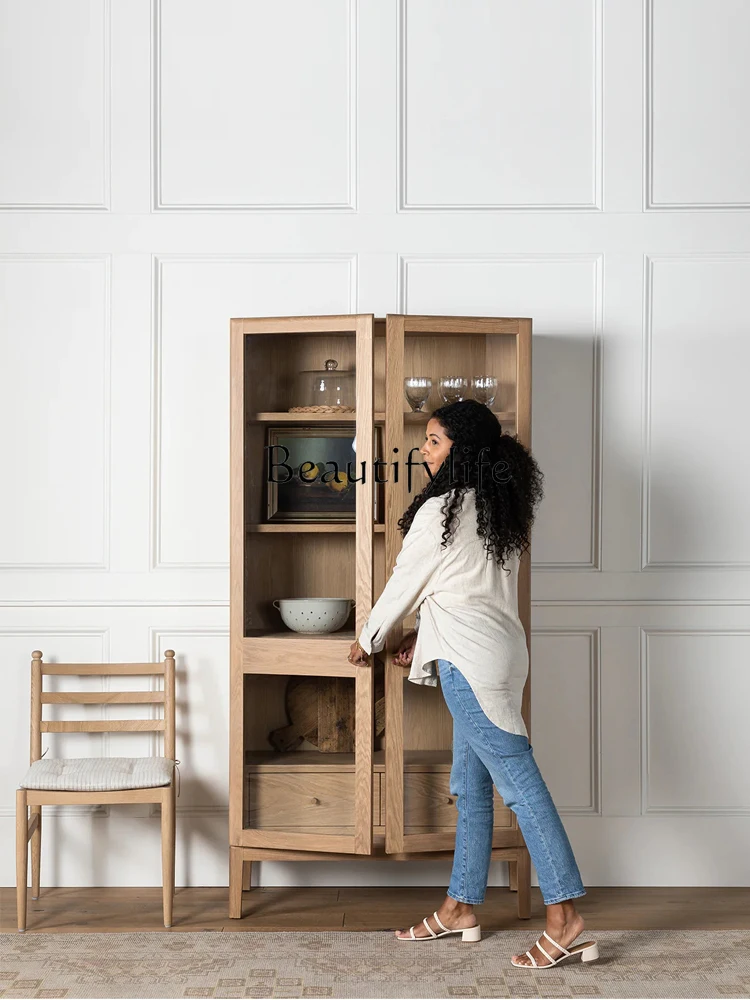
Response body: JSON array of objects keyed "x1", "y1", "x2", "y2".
[{"x1": 348, "y1": 400, "x2": 597, "y2": 969}]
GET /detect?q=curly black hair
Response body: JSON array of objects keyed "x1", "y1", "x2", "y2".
[{"x1": 397, "y1": 399, "x2": 544, "y2": 574}]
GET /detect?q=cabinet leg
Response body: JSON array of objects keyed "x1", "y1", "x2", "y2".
[
  {"x1": 242, "y1": 859, "x2": 252, "y2": 891},
  {"x1": 229, "y1": 847, "x2": 244, "y2": 919},
  {"x1": 516, "y1": 847, "x2": 531, "y2": 919},
  {"x1": 508, "y1": 859, "x2": 518, "y2": 892}
]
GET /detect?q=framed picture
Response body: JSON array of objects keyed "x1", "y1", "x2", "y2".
[{"x1": 266, "y1": 425, "x2": 384, "y2": 523}]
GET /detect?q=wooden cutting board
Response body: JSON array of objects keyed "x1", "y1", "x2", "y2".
[{"x1": 268, "y1": 671, "x2": 385, "y2": 753}]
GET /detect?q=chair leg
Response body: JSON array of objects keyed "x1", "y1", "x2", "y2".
[
  {"x1": 516, "y1": 846, "x2": 531, "y2": 919},
  {"x1": 16, "y1": 789, "x2": 28, "y2": 932},
  {"x1": 161, "y1": 785, "x2": 175, "y2": 928},
  {"x1": 30, "y1": 806, "x2": 41, "y2": 899}
]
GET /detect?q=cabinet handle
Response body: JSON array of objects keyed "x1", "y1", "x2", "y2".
[
  {"x1": 311, "y1": 797, "x2": 320, "y2": 806},
  {"x1": 446, "y1": 797, "x2": 454, "y2": 805}
]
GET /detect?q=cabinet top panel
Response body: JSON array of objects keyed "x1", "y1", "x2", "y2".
[{"x1": 232, "y1": 315, "x2": 530, "y2": 336}]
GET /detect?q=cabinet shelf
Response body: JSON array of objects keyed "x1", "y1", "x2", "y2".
[
  {"x1": 244, "y1": 749, "x2": 453, "y2": 772},
  {"x1": 245, "y1": 629, "x2": 356, "y2": 641},
  {"x1": 248, "y1": 523, "x2": 385, "y2": 533},
  {"x1": 250, "y1": 410, "x2": 516, "y2": 424}
]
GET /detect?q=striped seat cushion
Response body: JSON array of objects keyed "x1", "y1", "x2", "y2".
[{"x1": 18, "y1": 756, "x2": 176, "y2": 791}]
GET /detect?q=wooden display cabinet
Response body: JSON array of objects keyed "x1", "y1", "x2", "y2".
[{"x1": 229, "y1": 314, "x2": 533, "y2": 920}]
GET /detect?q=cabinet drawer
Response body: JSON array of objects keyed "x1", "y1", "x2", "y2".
[
  {"x1": 401, "y1": 772, "x2": 512, "y2": 831},
  {"x1": 245, "y1": 771, "x2": 377, "y2": 830}
]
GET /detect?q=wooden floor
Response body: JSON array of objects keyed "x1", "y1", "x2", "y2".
[{"x1": 3, "y1": 886, "x2": 749, "y2": 933}]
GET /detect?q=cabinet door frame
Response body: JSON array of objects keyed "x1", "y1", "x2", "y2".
[
  {"x1": 382, "y1": 314, "x2": 533, "y2": 854},
  {"x1": 229, "y1": 314, "x2": 375, "y2": 856}
]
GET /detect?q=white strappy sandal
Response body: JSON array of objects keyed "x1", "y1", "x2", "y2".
[
  {"x1": 510, "y1": 929, "x2": 599, "y2": 968},
  {"x1": 396, "y1": 910, "x2": 482, "y2": 942}
]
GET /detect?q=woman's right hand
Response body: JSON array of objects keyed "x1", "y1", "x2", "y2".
[{"x1": 393, "y1": 629, "x2": 418, "y2": 667}]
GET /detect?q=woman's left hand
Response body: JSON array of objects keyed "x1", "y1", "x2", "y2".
[{"x1": 348, "y1": 639, "x2": 369, "y2": 667}]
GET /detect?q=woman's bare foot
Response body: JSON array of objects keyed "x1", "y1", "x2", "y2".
[
  {"x1": 511, "y1": 901, "x2": 585, "y2": 966},
  {"x1": 394, "y1": 895, "x2": 478, "y2": 939}
]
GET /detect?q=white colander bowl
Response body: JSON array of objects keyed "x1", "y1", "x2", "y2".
[{"x1": 272, "y1": 598, "x2": 355, "y2": 634}]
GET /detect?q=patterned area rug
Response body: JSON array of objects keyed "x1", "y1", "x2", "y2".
[{"x1": 1, "y1": 930, "x2": 749, "y2": 999}]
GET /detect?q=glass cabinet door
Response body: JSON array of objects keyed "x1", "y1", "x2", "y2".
[
  {"x1": 381, "y1": 314, "x2": 531, "y2": 855},
  {"x1": 230, "y1": 314, "x2": 376, "y2": 855}
]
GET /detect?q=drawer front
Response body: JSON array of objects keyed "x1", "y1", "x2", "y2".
[
  {"x1": 402, "y1": 772, "x2": 513, "y2": 831},
  {"x1": 245, "y1": 771, "x2": 377, "y2": 831}
]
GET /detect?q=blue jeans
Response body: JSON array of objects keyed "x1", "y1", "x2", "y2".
[{"x1": 437, "y1": 659, "x2": 586, "y2": 907}]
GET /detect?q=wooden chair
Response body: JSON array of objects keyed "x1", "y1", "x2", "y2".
[{"x1": 16, "y1": 650, "x2": 179, "y2": 931}]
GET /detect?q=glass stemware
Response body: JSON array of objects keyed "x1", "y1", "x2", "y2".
[
  {"x1": 404, "y1": 376, "x2": 432, "y2": 412},
  {"x1": 470, "y1": 376, "x2": 498, "y2": 407},
  {"x1": 439, "y1": 376, "x2": 468, "y2": 404}
]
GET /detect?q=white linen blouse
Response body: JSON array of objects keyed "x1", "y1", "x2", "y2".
[{"x1": 356, "y1": 487, "x2": 529, "y2": 738}]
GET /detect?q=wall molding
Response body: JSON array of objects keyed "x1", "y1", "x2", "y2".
[
  {"x1": 532, "y1": 599, "x2": 750, "y2": 607},
  {"x1": 641, "y1": 254, "x2": 750, "y2": 570},
  {"x1": 397, "y1": 0, "x2": 603, "y2": 211},
  {"x1": 0, "y1": 255, "x2": 112, "y2": 571},
  {"x1": 151, "y1": 0, "x2": 357, "y2": 211},
  {"x1": 643, "y1": 0, "x2": 750, "y2": 212},
  {"x1": 146, "y1": 627, "x2": 229, "y2": 818},
  {"x1": 640, "y1": 628, "x2": 750, "y2": 815},
  {"x1": 399, "y1": 253, "x2": 603, "y2": 571},
  {"x1": 532, "y1": 627, "x2": 602, "y2": 815},
  {"x1": 150, "y1": 253, "x2": 358, "y2": 570},
  {"x1": 0, "y1": 0, "x2": 111, "y2": 212}
]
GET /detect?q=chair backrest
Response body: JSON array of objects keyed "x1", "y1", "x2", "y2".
[{"x1": 29, "y1": 650, "x2": 176, "y2": 764}]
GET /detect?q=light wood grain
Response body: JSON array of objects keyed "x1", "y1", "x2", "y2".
[
  {"x1": 40, "y1": 720, "x2": 165, "y2": 733},
  {"x1": 4, "y1": 885, "x2": 748, "y2": 933},
  {"x1": 384, "y1": 314, "x2": 406, "y2": 854},
  {"x1": 233, "y1": 317, "x2": 377, "y2": 871},
  {"x1": 353, "y1": 315, "x2": 374, "y2": 854},
  {"x1": 41, "y1": 692, "x2": 165, "y2": 704},
  {"x1": 236, "y1": 316, "x2": 363, "y2": 335},
  {"x1": 40, "y1": 663, "x2": 165, "y2": 674},
  {"x1": 17, "y1": 650, "x2": 177, "y2": 931},
  {"x1": 250, "y1": 410, "x2": 516, "y2": 424},
  {"x1": 229, "y1": 319, "x2": 246, "y2": 855},
  {"x1": 247, "y1": 523, "x2": 385, "y2": 533},
  {"x1": 243, "y1": 750, "x2": 454, "y2": 771},
  {"x1": 230, "y1": 314, "x2": 533, "y2": 920},
  {"x1": 244, "y1": 771, "x2": 379, "y2": 834}
]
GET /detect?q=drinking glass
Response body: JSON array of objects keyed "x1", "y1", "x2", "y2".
[
  {"x1": 439, "y1": 376, "x2": 467, "y2": 404},
  {"x1": 404, "y1": 376, "x2": 432, "y2": 412},
  {"x1": 470, "y1": 376, "x2": 498, "y2": 407}
]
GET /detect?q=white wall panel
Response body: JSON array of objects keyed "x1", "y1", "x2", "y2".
[
  {"x1": 1, "y1": 0, "x2": 749, "y2": 888},
  {"x1": 153, "y1": 255, "x2": 356, "y2": 568},
  {"x1": 400, "y1": 0, "x2": 601, "y2": 209},
  {"x1": 401, "y1": 255, "x2": 602, "y2": 569},
  {"x1": 0, "y1": 256, "x2": 110, "y2": 568},
  {"x1": 531, "y1": 630, "x2": 600, "y2": 814},
  {"x1": 155, "y1": 0, "x2": 355, "y2": 209},
  {"x1": 646, "y1": 0, "x2": 750, "y2": 209},
  {"x1": 0, "y1": 0, "x2": 109, "y2": 209},
  {"x1": 642, "y1": 630, "x2": 750, "y2": 813},
  {"x1": 643, "y1": 255, "x2": 750, "y2": 569},
  {"x1": 147, "y1": 629, "x2": 230, "y2": 817}
]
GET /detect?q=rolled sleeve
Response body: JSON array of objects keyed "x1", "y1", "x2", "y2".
[{"x1": 357, "y1": 506, "x2": 442, "y2": 655}]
